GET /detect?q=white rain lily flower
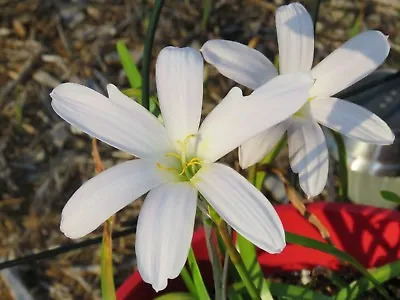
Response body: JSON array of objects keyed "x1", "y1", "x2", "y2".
[
  {"x1": 51, "y1": 47, "x2": 313, "y2": 291},
  {"x1": 201, "y1": 2, "x2": 394, "y2": 197}
]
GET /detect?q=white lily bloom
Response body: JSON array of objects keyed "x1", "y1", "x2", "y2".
[
  {"x1": 201, "y1": 2, "x2": 394, "y2": 197},
  {"x1": 51, "y1": 47, "x2": 313, "y2": 291}
]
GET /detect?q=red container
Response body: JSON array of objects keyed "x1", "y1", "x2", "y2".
[{"x1": 117, "y1": 203, "x2": 400, "y2": 299}]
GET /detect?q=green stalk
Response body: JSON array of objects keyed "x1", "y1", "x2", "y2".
[
  {"x1": 100, "y1": 218, "x2": 116, "y2": 300},
  {"x1": 210, "y1": 211, "x2": 259, "y2": 299},
  {"x1": 142, "y1": 0, "x2": 164, "y2": 110},
  {"x1": 332, "y1": 131, "x2": 348, "y2": 201},
  {"x1": 202, "y1": 212, "x2": 223, "y2": 299}
]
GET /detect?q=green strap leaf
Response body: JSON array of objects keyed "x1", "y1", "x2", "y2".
[
  {"x1": 187, "y1": 247, "x2": 211, "y2": 300},
  {"x1": 116, "y1": 41, "x2": 142, "y2": 89},
  {"x1": 335, "y1": 260, "x2": 400, "y2": 300},
  {"x1": 380, "y1": 190, "x2": 400, "y2": 204},
  {"x1": 286, "y1": 232, "x2": 391, "y2": 299}
]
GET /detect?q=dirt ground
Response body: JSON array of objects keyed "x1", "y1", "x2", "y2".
[{"x1": 0, "y1": 0, "x2": 399, "y2": 299}]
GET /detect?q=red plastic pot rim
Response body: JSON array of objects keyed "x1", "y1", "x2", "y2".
[{"x1": 117, "y1": 202, "x2": 400, "y2": 299}]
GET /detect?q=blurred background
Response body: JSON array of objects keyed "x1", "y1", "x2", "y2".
[{"x1": 0, "y1": 0, "x2": 399, "y2": 299}]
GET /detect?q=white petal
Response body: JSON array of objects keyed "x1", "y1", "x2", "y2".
[
  {"x1": 197, "y1": 73, "x2": 313, "y2": 162},
  {"x1": 51, "y1": 83, "x2": 173, "y2": 158},
  {"x1": 201, "y1": 40, "x2": 278, "y2": 89},
  {"x1": 310, "y1": 97, "x2": 394, "y2": 144},
  {"x1": 156, "y1": 47, "x2": 203, "y2": 146},
  {"x1": 192, "y1": 163, "x2": 285, "y2": 253},
  {"x1": 287, "y1": 118, "x2": 329, "y2": 197},
  {"x1": 60, "y1": 158, "x2": 173, "y2": 239},
  {"x1": 310, "y1": 31, "x2": 390, "y2": 97},
  {"x1": 136, "y1": 182, "x2": 197, "y2": 292},
  {"x1": 276, "y1": 2, "x2": 314, "y2": 74},
  {"x1": 239, "y1": 121, "x2": 289, "y2": 169}
]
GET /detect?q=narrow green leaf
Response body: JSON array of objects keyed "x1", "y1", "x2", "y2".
[
  {"x1": 237, "y1": 235, "x2": 270, "y2": 299},
  {"x1": 154, "y1": 292, "x2": 196, "y2": 300},
  {"x1": 335, "y1": 260, "x2": 400, "y2": 300},
  {"x1": 286, "y1": 232, "x2": 391, "y2": 299},
  {"x1": 380, "y1": 190, "x2": 400, "y2": 204},
  {"x1": 116, "y1": 41, "x2": 142, "y2": 89},
  {"x1": 349, "y1": 13, "x2": 362, "y2": 38},
  {"x1": 201, "y1": 0, "x2": 212, "y2": 30},
  {"x1": 180, "y1": 266, "x2": 197, "y2": 299},
  {"x1": 187, "y1": 247, "x2": 210, "y2": 300},
  {"x1": 100, "y1": 220, "x2": 116, "y2": 300},
  {"x1": 142, "y1": 0, "x2": 164, "y2": 110}
]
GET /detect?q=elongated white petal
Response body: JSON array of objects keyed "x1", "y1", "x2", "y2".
[
  {"x1": 276, "y1": 3, "x2": 314, "y2": 74},
  {"x1": 310, "y1": 97, "x2": 394, "y2": 144},
  {"x1": 136, "y1": 182, "x2": 197, "y2": 292},
  {"x1": 51, "y1": 83, "x2": 173, "y2": 158},
  {"x1": 310, "y1": 31, "x2": 390, "y2": 97},
  {"x1": 201, "y1": 40, "x2": 277, "y2": 89},
  {"x1": 156, "y1": 47, "x2": 203, "y2": 146},
  {"x1": 287, "y1": 119, "x2": 329, "y2": 197},
  {"x1": 197, "y1": 73, "x2": 313, "y2": 162},
  {"x1": 60, "y1": 159, "x2": 173, "y2": 239},
  {"x1": 239, "y1": 121, "x2": 289, "y2": 169},
  {"x1": 193, "y1": 163, "x2": 285, "y2": 253}
]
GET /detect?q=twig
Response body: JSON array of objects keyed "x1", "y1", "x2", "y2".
[
  {"x1": 263, "y1": 166, "x2": 332, "y2": 243},
  {"x1": 0, "y1": 46, "x2": 42, "y2": 111}
]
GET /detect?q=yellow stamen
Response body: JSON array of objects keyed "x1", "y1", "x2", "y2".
[
  {"x1": 157, "y1": 162, "x2": 180, "y2": 173},
  {"x1": 165, "y1": 152, "x2": 182, "y2": 160},
  {"x1": 179, "y1": 159, "x2": 202, "y2": 175}
]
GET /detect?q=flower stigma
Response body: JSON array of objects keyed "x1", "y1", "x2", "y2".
[{"x1": 156, "y1": 134, "x2": 202, "y2": 181}]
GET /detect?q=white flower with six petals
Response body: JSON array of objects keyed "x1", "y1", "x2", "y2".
[
  {"x1": 201, "y1": 2, "x2": 394, "y2": 197},
  {"x1": 51, "y1": 46, "x2": 313, "y2": 291}
]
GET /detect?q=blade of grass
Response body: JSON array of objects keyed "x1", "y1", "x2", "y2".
[
  {"x1": 116, "y1": 41, "x2": 142, "y2": 90},
  {"x1": 187, "y1": 247, "x2": 211, "y2": 300},
  {"x1": 286, "y1": 232, "x2": 391, "y2": 299},
  {"x1": 332, "y1": 131, "x2": 348, "y2": 201},
  {"x1": 335, "y1": 260, "x2": 400, "y2": 300},
  {"x1": 142, "y1": 0, "x2": 164, "y2": 110}
]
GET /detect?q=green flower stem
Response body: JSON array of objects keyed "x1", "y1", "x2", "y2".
[
  {"x1": 142, "y1": 0, "x2": 164, "y2": 110},
  {"x1": 180, "y1": 266, "x2": 197, "y2": 298},
  {"x1": 210, "y1": 211, "x2": 259, "y2": 299},
  {"x1": 332, "y1": 131, "x2": 348, "y2": 202},
  {"x1": 202, "y1": 212, "x2": 223, "y2": 299},
  {"x1": 100, "y1": 218, "x2": 116, "y2": 300},
  {"x1": 250, "y1": 135, "x2": 287, "y2": 190}
]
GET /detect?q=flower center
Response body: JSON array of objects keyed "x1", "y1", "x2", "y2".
[
  {"x1": 294, "y1": 96, "x2": 315, "y2": 118},
  {"x1": 156, "y1": 134, "x2": 202, "y2": 181}
]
